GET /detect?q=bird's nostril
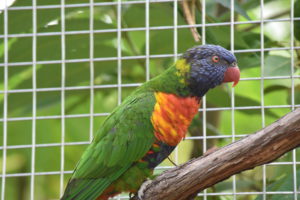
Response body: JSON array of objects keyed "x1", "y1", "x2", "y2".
[{"x1": 230, "y1": 62, "x2": 237, "y2": 68}]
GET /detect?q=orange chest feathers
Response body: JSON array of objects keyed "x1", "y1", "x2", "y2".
[{"x1": 151, "y1": 92, "x2": 200, "y2": 146}]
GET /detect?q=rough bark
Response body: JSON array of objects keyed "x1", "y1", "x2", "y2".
[{"x1": 136, "y1": 108, "x2": 300, "y2": 200}]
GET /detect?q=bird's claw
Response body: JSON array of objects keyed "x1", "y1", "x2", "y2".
[{"x1": 136, "y1": 178, "x2": 152, "y2": 200}]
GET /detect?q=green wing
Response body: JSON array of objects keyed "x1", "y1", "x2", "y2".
[{"x1": 61, "y1": 92, "x2": 156, "y2": 200}]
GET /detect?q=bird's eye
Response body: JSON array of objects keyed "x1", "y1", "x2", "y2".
[{"x1": 212, "y1": 55, "x2": 220, "y2": 63}]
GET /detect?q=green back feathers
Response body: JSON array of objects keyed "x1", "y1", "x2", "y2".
[
  {"x1": 61, "y1": 61, "x2": 191, "y2": 200},
  {"x1": 61, "y1": 92, "x2": 157, "y2": 200}
]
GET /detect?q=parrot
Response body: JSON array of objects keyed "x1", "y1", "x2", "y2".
[{"x1": 61, "y1": 44, "x2": 240, "y2": 200}]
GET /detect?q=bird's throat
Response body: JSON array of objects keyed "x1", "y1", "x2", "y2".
[{"x1": 151, "y1": 92, "x2": 200, "y2": 146}]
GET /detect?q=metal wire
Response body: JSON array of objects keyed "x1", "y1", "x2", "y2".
[
  {"x1": 1, "y1": 46, "x2": 300, "y2": 68},
  {"x1": 117, "y1": 0, "x2": 122, "y2": 106},
  {"x1": 145, "y1": 0, "x2": 150, "y2": 81},
  {"x1": 173, "y1": 0, "x2": 179, "y2": 166},
  {"x1": 30, "y1": 0, "x2": 37, "y2": 199},
  {"x1": 202, "y1": 0, "x2": 207, "y2": 199},
  {"x1": 1, "y1": 0, "x2": 300, "y2": 199},
  {"x1": 59, "y1": 0, "x2": 66, "y2": 197},
  {"x1": 260, "y1": 1, "x2": 267, "y2": 200},
  {"x1": 1, "y1": 74, "x2": 300, "y2": 94},
  {"x1": 1, "y1": 18, "x2": 300, "y2": 40},
  {"x1": 1, "y1": 0, "x2": 8, "y2": 199},
  {"x1": 230, "y1": 0, "x2": 237, "y2": 199},
  {"x1": 1, "y1": 160, "x2": 300, "y2": 178},
  {"x1": 1, "y1": 104, "x2": 300, "y2": 123},
  {"x1": 89, "y1": 0, "x2": 95, "y2": 142}
]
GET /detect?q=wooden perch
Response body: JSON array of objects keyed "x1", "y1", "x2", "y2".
[{"x1": 135, "y1": 108, "x2": 300, "y2": 200}]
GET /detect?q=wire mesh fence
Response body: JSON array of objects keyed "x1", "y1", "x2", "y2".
[{"x1": 0, "y1": 0, "x2": 300, "y2": 199}]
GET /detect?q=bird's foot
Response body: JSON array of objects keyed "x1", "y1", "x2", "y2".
[
  {"x1": 132, "y1": 178, "x2": 152, "y2": 200},
  {"x1": 129, "y1": 192, "x2": 135, "y2": 199}
]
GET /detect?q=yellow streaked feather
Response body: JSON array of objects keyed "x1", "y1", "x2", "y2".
[
  {"x1": 155, "y1": 92, "x2": 165, "y2": 104},
  {"x1": 162, "y1": 104, "x2": 176, "y2": 121},
  {"x1": 153, "y1": 104, "x2": 178, "y2": 138},
  {"x1": 175, "y1": 59, "x2": 190, "y2": 76},
  {"x1": 178, "y1": 114, "x2": 189, "y2": 126}
]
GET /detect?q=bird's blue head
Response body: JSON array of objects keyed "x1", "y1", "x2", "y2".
[{"x1": 182, "y1": 44, "x2": 240, "y2": 97}]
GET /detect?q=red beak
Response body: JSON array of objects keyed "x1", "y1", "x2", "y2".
[{"x1": 223, "y1": 66, "x2": 240, "y2": 87}]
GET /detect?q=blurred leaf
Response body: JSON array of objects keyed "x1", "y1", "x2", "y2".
[
  {"x1": 150, "y1": 30, "x2": 173, "y2": 54},
  {"x1": 0, "y1": 154, "x2": 26, "y2": 173},
  {"x1": 264, "y1": 85, "x2": 289, "y2": 94},
  {"x1": 4, "y1": 9, "x2": 33, "y2": 34},
  {"x1": 10, "y1": 0, "x2": 31, "y2": 6},
  {"x1": 294, "y1": 0, "x2": 300, "y2": 41},
  {"x1": 8, "y1": 66, "x2": 36, "y2": 89},
  {"x1": 236, "y1": 53, "x2": 261, "y2": 70},
  {"x1": 65, "y1": 17, "x2": 114, "y2": 31},
  {"x1": 0, "y1": 15, "x2": 118, "y2": 114},
  {"x1": 177, "y1": 29, "x2": 198, "y2": 53},
  {"x1": 287, "y1": 84, "x2": 300, "y2": 106},
  {"x1": 0, "y1": 1, "x2": 115, "y2": 34},
  {"x1": 264, "y1": 81, "x2": 300, "y2": 106},
  {"x1": 204, "y1": 24, "x2": 269, "y2": 54},
  {"x1": 295, "y1": 84, "x2": 300, "y2": 104},
  {"x1": 243, "y1": 0, "x2": 275, "y2": 10},
  {"x1": 205, "y1": 25, "x2": 231, "y2": 48},
  {"x1": 64, "y1": 7, "x2": 116, "y2": 31},
  {"x1": 255, "y1": 170, "x2": 300, "y2": 200},
  {"x1": 149, "y1": 3, "x2": 180, "y2": 26},
  {"x1": 122, "y1": 4, "x2": 146, "y2": 27},
  {"x1": 235, "y1": 95, "x2": 278, "y2": 118},
  {"x1": 241, "y1": 32, "x2": 273, "y2": 51},
  {"x1": 264, "y1": 55, "x2": 291, "y2": 76},
  {"x1": 0, "y1": 0, "x2": 59, "y2": 34},
  {"x1": 207, "y1": 87, "x2": 279, "y2": 118},
  {"x1": 213, "y1": 0, "x2": 251, "y2": 20},
  {"x1": 6, "y1": 37, "x2": 33, "y2": 62}
]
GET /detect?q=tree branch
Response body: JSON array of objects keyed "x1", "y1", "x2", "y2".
[
  {"x1": 136, "y1": 108, "x2": 300, "y2": 200},
  {"x1": 181, "y1": 0, "x2": 201, "y2": 42}
]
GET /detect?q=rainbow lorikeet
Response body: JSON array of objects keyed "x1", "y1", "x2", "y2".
[{"x1": 61, "y1": 44, "x2": 240, "y2": 200}]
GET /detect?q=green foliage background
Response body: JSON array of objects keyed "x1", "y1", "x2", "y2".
[{"x1": 0, "y1": 0, "x2": 300, "y2": 199}]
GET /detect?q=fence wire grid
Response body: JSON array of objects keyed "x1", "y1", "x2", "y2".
[{"x1": 0, "y1": 0, "x2": 300, "y2": 199}]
